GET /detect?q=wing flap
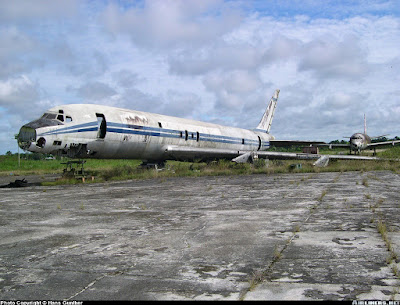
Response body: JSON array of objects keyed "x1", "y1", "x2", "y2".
[
  {"x1": 164, "y1": 146, "x2": 382, "y2": 162},
  {"x1": 270, "y1": 140, "x2": 326, "y2": 147}
]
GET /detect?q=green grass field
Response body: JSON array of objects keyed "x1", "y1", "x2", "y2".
[{"x1": 2, "y1": 146, "x2": 400, "y2": 185}]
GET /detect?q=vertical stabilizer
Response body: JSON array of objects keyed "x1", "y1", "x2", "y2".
[{"x1": 255, "y1": 89, "x2": 280, "y2": 133}]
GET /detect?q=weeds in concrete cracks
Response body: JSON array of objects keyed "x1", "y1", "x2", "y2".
[
  {"x1": 318, "y1": 190, "x2": 327, "y2": 202},
  {"x1": 369, "y1": 196, "x2": 400, "y2": 299},
  {"x1": 392, "y1": 264, "x2": 399, "y2": 277},
  {"x1": 333, "y1": 173, "x2": 342, "y2": 183},
  {"x1": 241, "y1": 174, "x2": 347, "y2": 300},
  {"x1": 273, "y1": 245, "x2": 282, "y2": 260},
  {"x1": 391, "y1": 288, "x2": 399, "y2": 301},
  {"x1": 249, "y1": 270, "x2": 264, "y2": 291},
  {"x1": 362, "y1": 178, "x2": 369, "y2": 187}
]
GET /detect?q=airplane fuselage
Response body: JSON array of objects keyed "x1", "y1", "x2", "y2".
[
  {"x1": 18, "y1": 104, "x2": 274, "y2": 162},
  {"x1": 349, "y1": 133, "x2": 371, "y2": 153}
]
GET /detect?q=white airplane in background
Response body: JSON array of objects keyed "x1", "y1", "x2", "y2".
[
  {"x1": 17, "y1": 90, "x2": 382, "y2": 167},
  {"x1": 325, "y1": 114, "x2": 400, "y2": 154}
]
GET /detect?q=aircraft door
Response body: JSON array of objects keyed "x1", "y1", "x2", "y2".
[
  {"x1": 257, "y1": 136, "x2": 262, "y2": 151},
  {"x1": 96, "y1": 113, "x2": 107, "y2": 139}
]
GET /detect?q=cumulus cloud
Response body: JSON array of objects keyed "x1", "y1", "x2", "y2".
[
  {"x1": 298, "y1": 35, "x2": 369, "y2": 79},
  {"x1": 113, "y1": 70, "x2": 142, "y2": 89},
  {"x1": 203, "y1": 70, "x2": 263, "y2": 111},
  {"x1": 0, "y1": 76, "x2": 40, "y2": 110},
  {"x1": 0, "y1": 0, "x2": 78, "y2": 24},
  {"x1": 169, "y1": 42, "x2": 265, "y2": 75},
  {"x1": 1, "y1": 0, "x2": 400, "y2": 154},
  {"x1": 70, "y1": 82, "x2": 117, "y2": 101},
  {"x1": 0, "y1": 28, "x2": 42, "y2": 79},
  {"x1": 100, "y1": 0, "x2": 242, "y2": 48}
]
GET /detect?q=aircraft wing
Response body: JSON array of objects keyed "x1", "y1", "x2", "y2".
[
  {"x1": 269, "y1": 140, "x2": 326, "y2": 147},
  {"x1": 367, "y1": 140, "x2": 400, "y2": 148},
  {"x1": 164, "y1": 146, "x2": 381, "y2": 163},
  {"x1": 165, "y1": 146, "x2": 242, "y2": 160},
  {"x1": 316, "y1": 143, "x2": 350, "y2": 148},
  {"x1": 370, "y1": 134, "x2": 389, "y2": 140}
]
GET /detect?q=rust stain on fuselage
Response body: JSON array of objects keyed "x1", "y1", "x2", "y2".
[{"x1": 123, "y1": 114, "x2": 149, "y2": 125}]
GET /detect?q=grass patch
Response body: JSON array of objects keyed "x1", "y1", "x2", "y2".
[
  {"x1": 318, "y1": 190, "x2": 327, "y2": 202},
  {"x1": 3, "y1": 149, "x2": 400, "y2": 186}
]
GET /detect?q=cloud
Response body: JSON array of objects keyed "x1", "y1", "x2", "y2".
[
  {"x1": 70, "y1": 82, "x2": 118, "y2": 101},
  {"x1": 169, "y1": 42, "x2": 265, "y2": 75},
  {"x1": 0, "y1": 76, "x2": 40, "y2": 110},
  {"x1": 161, "y1": 90, "x2": 201, "y2": 118},
  {"x1": 0, "y1": 27, "x2": 42, "y2": 79},
  {"x1": 100, "y1": 0, "x2": 242, "y2": 48},
  {"x1": 1, "y1": 0, "x2": 400, "y2": 154},
  {"x1": 0, "y1": 0, "x2": 78, "y2": 24},
  {"x1": 298, "y1": 35, "x2": 369, "y2": 79},
  {"x1": 113, "y1": 70, "x2": 142, "y2": 89}
]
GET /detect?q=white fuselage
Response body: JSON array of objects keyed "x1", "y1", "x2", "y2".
[
  {"x1": 18, "y1": 104, "x2": 274, "y2": 162},
  {"x1": 349, "y1": 133, "x2": 371, "y2": 153}
]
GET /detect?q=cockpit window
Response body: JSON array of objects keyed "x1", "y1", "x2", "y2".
[
  {"x1": 41, "y1": 113, "x2": 57, "y2": 120},
  {"x1": 66, "y1": 116, "x2": 72, "y2": 123}
]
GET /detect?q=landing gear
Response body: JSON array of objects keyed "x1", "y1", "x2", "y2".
[
  {"x1": 61, "y1": 160, "x2": 86, "y2": 179},
  {"x1": 138, "y1": 161, "x2": 166, "y2": 170}
]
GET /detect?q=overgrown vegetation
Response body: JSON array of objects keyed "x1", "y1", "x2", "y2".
[{"x1": 2, "y1": 145, "x2": 400, "y2": 185}]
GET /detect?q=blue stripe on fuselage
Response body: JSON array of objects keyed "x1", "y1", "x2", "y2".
[
  {"x1": 38, "y1": 121, "x2": 98, "y2": 136},
  {"x1": 38, "y1": 121, "x2": 267, "y2": 147}
]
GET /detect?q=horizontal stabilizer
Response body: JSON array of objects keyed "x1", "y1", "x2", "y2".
[
  {"x1": 313, "y1": 155, "x2": 330, "y2": 167},
  {"x1": 232, "y1": 152, "x2": 252, "y2": 163}
]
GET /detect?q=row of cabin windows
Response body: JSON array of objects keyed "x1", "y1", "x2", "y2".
[
  {"x1": 157, "y1": 122, "x2": 247, "y2": 144},
  {"x1": 180, "y1": 130, "x2": 200, "y2": 142}
]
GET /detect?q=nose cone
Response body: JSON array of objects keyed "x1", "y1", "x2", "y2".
[{"x1": 18, "y1": 126, "x2": 36, "y2": 150}]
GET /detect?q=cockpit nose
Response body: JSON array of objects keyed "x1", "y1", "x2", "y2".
[{"x1": 18, "y1": 126, "x2": 36, "y2": 150}]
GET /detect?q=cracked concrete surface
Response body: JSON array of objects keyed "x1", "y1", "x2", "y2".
[{"x1": 0, "y1": 171, "x2": 399, "y2": 300}]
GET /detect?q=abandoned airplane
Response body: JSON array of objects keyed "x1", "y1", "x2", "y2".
[
  {"x1": 17, "y1": 90, "x2": 382, "y2": 166},
  {"x1": 323, "y1": 115, "x2": 400, "y2": 154}
]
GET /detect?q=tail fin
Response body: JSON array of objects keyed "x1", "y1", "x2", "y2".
[{"x1": 255, "y1": 89, "x2": 280, "y2": 133}]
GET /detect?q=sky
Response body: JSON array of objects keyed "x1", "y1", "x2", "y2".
[{"x1": 1, "y1": 0, "x2": 400, "y2": 154}]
